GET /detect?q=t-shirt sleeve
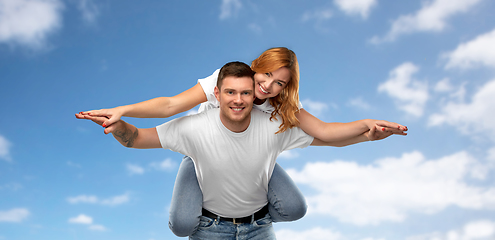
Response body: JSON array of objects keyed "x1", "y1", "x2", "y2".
[
  {"x1": 156, "y1": 116, "x2": 192, "y2": 156},
  {"x1": 197, "y1": 69, "x2": 220, "y2": 105},
  {"x1": 279, "y1": 127, "x2": 314, "y2": 151}
]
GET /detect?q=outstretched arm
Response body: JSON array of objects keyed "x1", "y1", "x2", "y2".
[
  {"x1": 296, "y1": 108, "x2": 407, "y2": 144},
  {"x1": 78, "y1": 83, "x2": 207, "y2": 127},
  {"x1": 76, "y1": 114, "x2": 161, "y2": 149},
  {"x1": 311, "y1": 123, "x2": 405, "y2": 147}
]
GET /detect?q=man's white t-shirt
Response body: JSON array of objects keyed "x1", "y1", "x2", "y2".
[{"x1": 156, "y1": 108, "x2": 313, "y2": 218}]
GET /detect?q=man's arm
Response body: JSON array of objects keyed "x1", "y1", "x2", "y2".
[
  {"x1": 76, "y1": 114, "x2": 161, "y2": 149},
  {"x1": 111, "y1": 121, "x2": 161, "y2": 149}
]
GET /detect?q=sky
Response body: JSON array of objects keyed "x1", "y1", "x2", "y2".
[{"x1": 1, "y1": 0, "x2": 495, "y2": 239}]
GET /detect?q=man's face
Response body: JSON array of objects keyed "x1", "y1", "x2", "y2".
[{"x1": 214, "y1": 76, "x2": 255, "y2": 129}]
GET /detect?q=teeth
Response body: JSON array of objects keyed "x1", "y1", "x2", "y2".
[
  {"x1": 232, "y1": 107, "x2": 243, "y2": 111},
  {"x1": 259, "y1": 84, "x2": 268, "y2": 94}
]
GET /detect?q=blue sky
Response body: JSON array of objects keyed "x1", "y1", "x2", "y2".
[{"x1": 1, "y1": 0, "x2": 495, "y2": 239}]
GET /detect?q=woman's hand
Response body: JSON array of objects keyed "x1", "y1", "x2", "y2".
[
  {"x1": 78, "y1": 107, "x2": 124, "y2": 128},
  {"x1": 365, "y1": 120, "x2": 408, "y2": 141}
]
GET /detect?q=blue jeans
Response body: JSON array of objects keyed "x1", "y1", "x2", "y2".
[
  {"x1": 169, "y1": 156, "x2": 307, "y2": 237},
  {"x1": 190, "y1": 214, "x2": 276, "y2": 240}
]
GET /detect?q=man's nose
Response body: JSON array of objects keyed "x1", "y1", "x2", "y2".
[{"x1": 233, "y1": 94, "x2": 243, "y2": 103}]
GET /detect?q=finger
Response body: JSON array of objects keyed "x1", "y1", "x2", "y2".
[
  {"x1": 75, "y1": 113, "x2": 86, "y2": 119},
  {"x1": 103, "y1": 115, "x2": 120, "y2": 128},
  {"x1": 377, "y1": 121, "x2": 408, "y2": 132},
  {"x1": 85, "y1": 116, "x2": 109, "y2": 125},
  {"x1": 84, "y1": 109, "x2": 110, "y2": 117},
  {"x1": 104, "y1": 124, "x2": 118, "y2": 134},
  {"x1": 369, "y1": 126, "x2": 377, "y2": 141},
  {"x1": 381, "y1": 127, "x2": 407, "y2": 136}
]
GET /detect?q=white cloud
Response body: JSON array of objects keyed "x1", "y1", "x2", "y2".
[
  {"x1": 0, "y1": 0, "x2": 63, "y2": 49},
  {"x1": 378, "y1": 62, "x2": 428, "y2": 117},
  {"x1": 443, "y1": 28, "x2": 495, "y2": 70},
  {"x1": 67, "y1": 193, "x2": 129, "y2": 206},
  {"x1": 406, "y1": 219, "x2": 495, "y2": 240},
  {"x1": 75, "y1": 0, "x2": 99, "y2": 24},
  {"x1": 100, "y1": 193, "x2": 130, "y2": 206},
  {"x1": 434, "y1": 78, "x2": 454, "y2": 92},
  {"x1": 88, "y1": 224, "x2": 107, "y2": 231},
  {"x1": 67, "y1": 161, "x2": 81, "y2": 168},
  {"x1": 0, "y1": 208, "x2": 30, "y2": 222},
  {"x1": 279, "y1": 150, "x2": 300, "y2": 159},
  {"x1": 68, "y1": 214, "x2": 92, "y2": 224},
  {"x1": 287, "y1": 151, "x2": 495, "y2": 225},
  {"x1": 219, "y1": 0, "x2": 242, "y2": 20},
  {"x1": 68, "y1": 214, "x2": 108, "y2": 231},
  {"x1": 126, "y1": 163, "x2": 145, "y2": 175},
  {"x1": 347, "y1": 97, "x2": 371, "y2": 110},
  {"x1": 301, "y1": 8, "x2": 333, "y2": 22},
  {"x1": 0, "y1": 135, "x2": 12, "y2": 161},
  {"x1": 67, "y1": 195, "x2": 98, "y2": 204},
  {"x1": 301, "y1": 8, "x2": 333, "y2": 33},
  {"x1": 150, "y1": 158, "x2": 177, "y2": 171},
  {"x1": 370, "y1": 0, "x2": 482, "y2": 44},
  {"x1": 428, "y1": 79, "x2": 495, "y2": 141},
  {"x1": 248, "y1": 23, "x2": 262, "y2": 34},
  {"x1": 301, "y1": 99, "x2": 330, "y2": 117},
  {"x1": 276, "y1": 227, "x2": 343, "y2": 240},
  {"x1": 488, "y1": 148, "x2": 495, "y2": 161},
  {"x1": 334, "y1": 0, "x2": 377, "y2": 19},
  {"x1": 0, "y1": 183, "x2": 22, "y2": 191}
]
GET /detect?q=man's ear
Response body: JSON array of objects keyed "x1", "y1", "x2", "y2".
[{"x1": 214, "y1": 86, "x2": 220, "y2": 102}]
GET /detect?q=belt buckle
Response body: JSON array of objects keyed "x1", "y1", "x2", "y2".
[{"x1": 233, "y1": 218, "x2": 240, "y2": 225}]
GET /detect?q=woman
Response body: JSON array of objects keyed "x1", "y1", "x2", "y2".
[{"x1": 79, "y1": 47, "x2": 407, "y2": 236}]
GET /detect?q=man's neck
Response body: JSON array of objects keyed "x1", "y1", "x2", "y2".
[{"x1": 219, "y1": 114, "x2": 251, "y2": 133}]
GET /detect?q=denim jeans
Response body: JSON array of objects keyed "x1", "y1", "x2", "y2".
[
  {"x1": 189, "y1": 214, "x2": 276, "y2": 240},
  {"x1": 168, "y1": 156, "x2": 307, "y2": 237}
]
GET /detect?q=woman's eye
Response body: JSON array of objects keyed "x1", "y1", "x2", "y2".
[
  {"x1": 265, "y1": 73, "x2": 270, "y2": 77},
  {"x1": 277, "y1": 82, "x2": 283, "y2": 86}
]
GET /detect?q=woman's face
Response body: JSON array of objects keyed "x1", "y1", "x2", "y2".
[{"x1": 253, "y1": 67, "x2": 291, "y2": 100}]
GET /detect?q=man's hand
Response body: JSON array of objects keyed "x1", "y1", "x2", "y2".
[
  {"x1": 75, "y1": 112, "x2": 160, "y2": 149},
  {"x1": 75, "y1": 112, "x2": 121, "y2": 135}
]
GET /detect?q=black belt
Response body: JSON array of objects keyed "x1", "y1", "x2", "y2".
[{"x1": 202, "y1": 205, "x2": 269, "y2": 224}]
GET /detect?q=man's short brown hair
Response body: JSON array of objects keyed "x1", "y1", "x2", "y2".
[{"x1": 217, "y1": 61, "x2": 255, "y2": 89}]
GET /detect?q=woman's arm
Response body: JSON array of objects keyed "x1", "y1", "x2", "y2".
[
  {"x1": 310, "y1": 122, "x2": 405, "y2": 147},
  {"x1": 80, "y1": 83, "x2": 207, "y2": 127},
  {"x1": 296, "y1": 108, "x2": 407, "y2": 143}
]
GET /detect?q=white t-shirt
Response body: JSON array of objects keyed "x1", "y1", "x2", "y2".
[
  {"x1": 197, "y1": 69, "x2": 303, "y2": 114},
  {"x1": 156, "y1": 108, "x2": 313, "y2": 218}
]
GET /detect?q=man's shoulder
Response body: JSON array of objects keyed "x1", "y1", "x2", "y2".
[{"x1": 250, "y1": 109, "x2": 281, "y2": 129}]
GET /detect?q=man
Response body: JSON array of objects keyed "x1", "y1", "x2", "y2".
[{"x1": 77, "y1": 62, "x2": 400, "y2": 239}]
